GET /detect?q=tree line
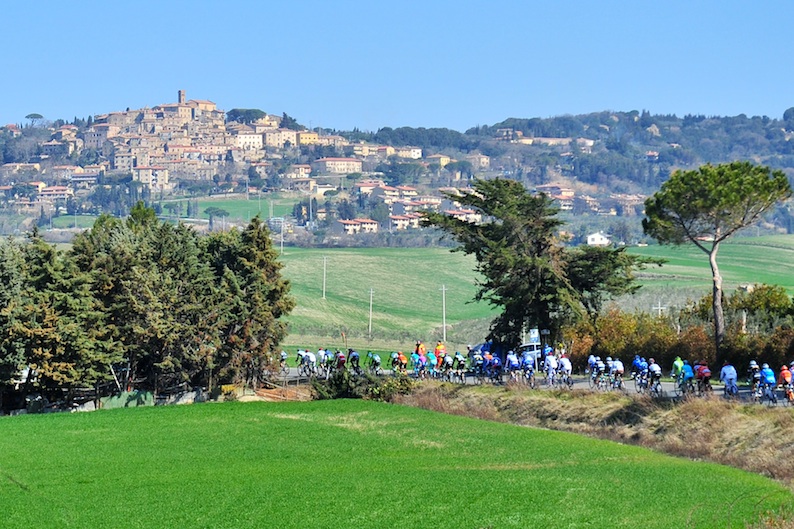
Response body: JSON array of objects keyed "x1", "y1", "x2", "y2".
[{"x1": 0, "y1": 203, "x2": 293, "y2": 411}]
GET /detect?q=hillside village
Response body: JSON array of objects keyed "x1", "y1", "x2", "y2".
[{"x1": 0, "y1": 90, "x2": 783, "y2": 244}]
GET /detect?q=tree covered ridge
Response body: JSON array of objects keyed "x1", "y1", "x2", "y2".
[
  {"x1": 326, "y1": 109, "x2": 794, "y2": 195},
  {"x1": 0, "y1": 204, "x2": 294, "y2": 411}
]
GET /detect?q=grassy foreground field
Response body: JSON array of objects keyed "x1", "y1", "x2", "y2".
[{"x1": 1, "y1": 400, "x2": 790, "y2": 529}]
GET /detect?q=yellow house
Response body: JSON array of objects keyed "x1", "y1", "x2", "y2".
[
  {"x1": 297, "y1": 131, "x2": 319, "y2": 145},
  {"x1": 426, "y1": 153, "x2": 451, "y2": 167}
]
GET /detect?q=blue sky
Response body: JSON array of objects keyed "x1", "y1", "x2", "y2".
[{"x1": 1, "y1": 0, "x2": 791, "y2": 132}]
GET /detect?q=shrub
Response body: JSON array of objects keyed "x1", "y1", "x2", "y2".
[{"x1": 311, "y1": 371, "x2": 415, "y2": 401}]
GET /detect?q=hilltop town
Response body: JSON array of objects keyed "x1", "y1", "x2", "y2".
[{"x1": 1, "y1": 90, "x2": 790, "y2": 245}]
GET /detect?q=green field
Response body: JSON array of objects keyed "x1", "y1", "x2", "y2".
[
  {"x1": 170, "y1": 194, "x2": 300, "y2": 222},
  {"x1": 50, "y1": 214, "x2": 98, "y2": 229},
  {"x1": 630, "y1": 235, "x2": 794, "y2": 292},
  {"x1": 1, "y1": 400, "x2": 788, "y2": 529},
  {"x1": 279, "y1": 236, "x2": 794, "y2": 349},
  {"x1": 279, "y1": 247, "x2": 497, "y2": 349}
]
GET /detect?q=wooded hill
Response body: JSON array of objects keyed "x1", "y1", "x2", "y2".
[{"x1": 341, "y1": 108, "x2": 794, "y2": 193}]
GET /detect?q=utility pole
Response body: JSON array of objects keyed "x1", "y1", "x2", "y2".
[
  {"x1": 440, "y1": 285, "x2": 447, "y2": 342},
  {"x1": 368, "y1": 288, "x2": 374, "y2": 339},
  {"x1": 322, "y1": 256, "x2": 327, "y2": 299}
]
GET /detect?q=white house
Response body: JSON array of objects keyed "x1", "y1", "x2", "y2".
[{"x1": 586, "y1": 232, "x2": 611, "y2": 247}]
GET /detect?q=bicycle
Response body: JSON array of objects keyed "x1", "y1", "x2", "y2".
[
  {"x1": 610, "y1": 373, "x2": 626, "y2": 393},
  {"x1": 523, "y1": 367, "x2": 536, "y2": 389},
  {"x1": 674, "y1": 376, "x2": 695, "y2": 398},
  {"x1": 556, "y1": 370, "x2": 574, "y2": 390},
  {"x1": 722, "y1": 379, "x2": 738, "y2": 399},
  {"x1": 279, "y1": 360, "x2": 290, "y2": 377},
  {"x1": 696, "y1": 377, "x2": 713, "y2": 397},
  {"x1": 635, "y1": 373, "x2": 649, "y2": 394},
  {"x1": 783, "y1": 384, "x2": 794, "y2": 406},
  {"x1": 649, "y1": 375, "x2": 664, "y2": 398},
  {"x1": 596, "y1": 373, "x2": 609, "y2": 391},
  {"x1": 759, "y1": 382, "x2": 778, "y2": 406}
]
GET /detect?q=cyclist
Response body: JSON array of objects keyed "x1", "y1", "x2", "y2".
[
  {"x1": 489, "y1": 353, "x2": 502, "y2": 378},
  {"x1": 441, "y1": 352, "x2": 454, "y2": 375},
  {"x1": 304, "y1": 349, "x2": 317, "y2": 372},
  {"x1": 760, "y1": 363, "x2": 777, "y2": 403},
  {"x1": 778, "y1": 365, "x2": 793, "y2": 402},
  {"x1": 506, "y1": 350, "x2": 519, "y2": 369},
  {"x1": 454, "y1": 351, "x2": 467, "y2": 372},
  {"x1": 367, "y1": 351, "x2": 381, "y2": 373},
  {"x1": 680, "y1": 360, "x2": 695, "y2": 393},
  {"x1": 632, "y1": 354, "x2": 644, "y2": 379},
  {"x1": 397, "y1": 351, "x2": 408, "y2": 373},
  {"x1": 482, "y1": 350, "x2": 493, "y2": 376},
  {"x1": 544, "y1": 351, "x2": 558, "y2": 386},
  {"x1": 390, "y1": 352, "x2": 400, "y2": 371},
  {"x1": 318, "y1": 348, "x2": 330, "y2": 371},
  {"x1": 505, "y1": 350, "x2": 520, "y2": 378},
  {"x1": 410, "y1": 350, "x2": 420, "y2": 371},
  {"x1": 648, "y1": 358, "x2": 662, "y2": 382},
  {"x1": 473, "y1": 350, "x2": 485, "y2": 374},
  {"x1": 748, "y1": 360, "x2": 761, "y2": 389},
  {"x1": 778, "y1": 364, "x2": 792, "y2": 387},
  {"x1": 594, "y1": 356, "x2": 606, "y2": 377},
  {"x1": 694, "y1": 360, "x2": 712, "y2": 392},
  {"x1": 521, "y1": 351, "x2": 535, "y2": 374},
  {"x1": 435, "y1": 340, "x2": 446, "y2": 358},
  {"x1": 719, "y1": 361, "x2": 738, "y2": 397},
  {"x1": 295, "y1": 348, "x2": 308, "y2": 368},
  {"x1": 648, "y1": 358, "x2": 662, "y2": 383},
  {"x1": 279, "y1": 349, "x2": 288, "y2": 368},
  {"x1": 606, "y1": 356, "x2": 614, "y2": 375},
  {"x1": 348, "y1": 349, "x2": 361, "y2": 373},
  {"x1": 335, "y1": 349, "x2": 347, "y2": 371},
  {"x1": 671, "y1": 356, "x2": 684, "y2": 380},
  {"x1": 416, "y1": 350, "x2": 428, "y2": 378},
  {"x1": 613, "y1": 357, "x2": 625, "y2": 379},
  {"x1": 558, "y1": 354, "x2": 573, "y2": 384},
  {"x1": 427, "y1": 350, "x2": 438, "y2": 377}
]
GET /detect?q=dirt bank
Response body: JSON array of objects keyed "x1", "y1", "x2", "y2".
[{"x1": 394, "y1": 384, "x2": 794, "y2": 485}]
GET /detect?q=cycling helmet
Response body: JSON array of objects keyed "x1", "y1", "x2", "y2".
[
  {"x1": 606, "y1": 357, "x2": 612, "y2": 362},
  {"x1": 683, "y1": 360, "x2": 689, "y2": 365},
  {"x1": 596, "y1": 356, "x2": 601, "y2": 361},
  {"x1": 782, "y1": 365, "x2": 789, "y2": 371},
  {"x1": 649, "y1": 358, "x2": 655, "y2": 363},
  {"x1": 749, "y1": 360, "x2": 758, "y2": 367},
  {"x1": 762, "y1": 363, "x2": 770, "y2": 369}
]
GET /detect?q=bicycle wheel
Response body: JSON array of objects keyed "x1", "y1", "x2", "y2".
[
  {"x1": 527, "y1": 372, "x2": 536, "y2": 389},
  {"x1": 588, "y1": 373, "x2": 596, "y2": 389}
]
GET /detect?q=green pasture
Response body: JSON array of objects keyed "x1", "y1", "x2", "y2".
[
  {"x1": 279, "y1": 247, "x2": 497, "y2": 349},
  {"x1": 0, "y1": 400, "x2": 789, "y2": 528},
  {"x1": 630, "y1": 235, "x2": 794, "y2": 292},
  {"x1": 164, "y1": 194, "x2": 300, "y2": 223},
  {"x1": 50, "y1": 214, "x2": 98, "y2": 229}
]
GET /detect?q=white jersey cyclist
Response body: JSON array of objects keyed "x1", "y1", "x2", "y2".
[{"x1": 558, "y1": 355, "x2": 572, "y2": 375}]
